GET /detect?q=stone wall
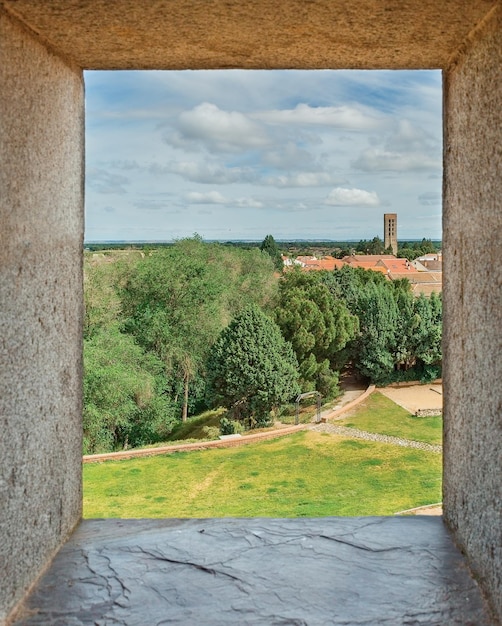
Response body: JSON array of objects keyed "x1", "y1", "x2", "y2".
[
  {"x1": 0, "y1": 10, "x2": 84, "y2": 622},
  {"x1": 443, "y1": 4, "x2": 502, "y2": 619},
  {"x1": 415, "y1": 409, "x2": 442, "y2": 417}
]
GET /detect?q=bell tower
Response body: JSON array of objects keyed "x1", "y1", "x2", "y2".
[{"x1": 384, "y1": 213, "x2": 398, "y2": 255}]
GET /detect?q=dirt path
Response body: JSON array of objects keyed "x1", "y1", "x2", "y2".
[
  {"x1": 379, "y1": 383, "x2": 442, "y2": 413},
  {"x1": 318, "y1": 371, "x2": 369, "y2": 419}
]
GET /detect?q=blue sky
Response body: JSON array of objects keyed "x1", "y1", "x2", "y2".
[{"x1": 85, "y1": 70, "x2": 442, "y2": 242}]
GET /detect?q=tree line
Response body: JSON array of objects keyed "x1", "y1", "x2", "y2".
[{"x1": 83, "y1": 236, "x2": 441, "y2": 453}]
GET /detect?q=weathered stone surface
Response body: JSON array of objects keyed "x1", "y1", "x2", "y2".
[
  {"x1": 1, "y1": 0, "x2": 497, "y2": 70},
  {"x1": 0, "y1": 9, "x2": 84, "y2": 623},
  {"x1": 443, "y1": 3, "x2": 502, "y2": 620},
  {"x1": 13, "y1": 518, "x2": 492, "y2": 625}
]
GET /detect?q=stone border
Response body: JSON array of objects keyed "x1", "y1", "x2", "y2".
[
  {"x1": 385, "y1": 379, "x2": 442, "y2": 388},
  {"x1": 83, "y1": 424, "x2": 307, "y2": 464},
  {"x1": 415, "y1": 408, "x2": 442, "y2": 417},
  {"x1": 83, "y1": 386, "x2": 376, "y2": 464},
  {"x1": 310, "y1": 423, "x2": 442, "y2": 453},
  {"x1": 394, "y1": 503, "x2": 443, "y2": 516}
]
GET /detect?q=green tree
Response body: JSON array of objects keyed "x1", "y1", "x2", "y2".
[
  {"x1": 207, "y1": 305, "x2": 300, "y2": 426},
  {"x1": 83, "y1": 327, "x2": 176, "y2": 453},
  {"x1": 260, "y1": 234, "x2": 283, "y2": 272},
  {"x1": 84, "y1": 251, "x2": 142, "y2": 339},
  {"x1": 354, "y1": 281, "x2": 398, "y2": 384},
  {"x1": 393, "y1": 282, "x2": 419, "y2": 371},
  {"x1": 327, "y1": 264, "x2": 442, "y2": 384},
  {"x1": 275, "y1": 270, "x2": 358, "y2": 397},
  {"x1": 122, "y1": 239, "x2": 228, "y2": 421},
  {"x1": 219, "y1": 245, "x2": 279, "y2": 318},
  {"x1": 356, "y1": 236, "x2": 387, "y2": 255},
  {"x1": 397, "y1": 239, "x2": 441, "y2": 260},
  {"x1": 412, "y1": 292, "x2": 442, "y2": 372}
]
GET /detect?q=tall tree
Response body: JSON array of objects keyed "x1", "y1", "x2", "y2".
[
  {"x1": 122, "y1": 239, "x2": 228, "y2": 421},
  {"x1": 412, "y1": 292, "x2": 442, "y2": 371},
  {"x1": 354, "y1": 281, "x2": 398, "y2": 384},
  {"x1": 275, "y1": 270, "x2": 358, "y2": 397},
  {"x1": 393, "y1": 282, "x2": 419, "y2": 371},
  {"x1": 260, "y1": 234, "x2": 284, "y2": 272},
  {"x1": 207, "y1": 305, "x2": 300, "y2": 426},
  {"x1": 83, "y1": 326, "x2": 175, "y2": 453}
]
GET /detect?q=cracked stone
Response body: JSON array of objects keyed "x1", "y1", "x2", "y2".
[{"x1": 12, "y1": 517, "x2": 492, "y2": 625}]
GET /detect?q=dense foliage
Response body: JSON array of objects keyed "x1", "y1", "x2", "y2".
[
  {"x1": 83, "y1": 239, "x2": 278, "y2": 452},
  {"x1": 275, "y1": 270, "x2": 358, "y2": 398},
  {"x1": 397, "y1": 238, "x2": 440, "y2": 260},
  {"x1": 328, "y1": 266, "x2": 442, "y2": 384},
  {"x1": 355, "y1": 236, "x2": 392, "y2": 255},
  {"x1": 260, "y1": 234, "x2": 284, "y2": 271},
  {"x1": 83, "y1": 239, "x2": 442, "y2": 453},
  {"x1": 207, "y1": 305, "x2": 300, "y2": 427}
]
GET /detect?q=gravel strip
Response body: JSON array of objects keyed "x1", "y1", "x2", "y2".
[{"x1": 309, "y1": 423, "x2": 442, "y2": 453}]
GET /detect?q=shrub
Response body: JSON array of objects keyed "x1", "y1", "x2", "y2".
[{"x1": 219, "y1": 417, "x2": 244, "y2": 435}]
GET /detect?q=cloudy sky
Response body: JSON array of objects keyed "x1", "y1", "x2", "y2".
[{"x1": 85, "y1": 70, "x2": 442, "y2": 242}]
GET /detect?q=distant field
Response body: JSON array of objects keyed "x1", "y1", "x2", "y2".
[
  {"x1": 84, "y1": 429, "x2": 441, "y2": 518},
  {"x1": 336, "y1": 392, "x2": 442, "y2": 445}
]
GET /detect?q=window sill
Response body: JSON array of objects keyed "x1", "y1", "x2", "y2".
[{"x1": 13, "y1": 517, "x2": 492, "y2": 624}]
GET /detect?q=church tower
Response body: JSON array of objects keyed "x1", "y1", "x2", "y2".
[{"x1": 384, "y1": 213, "x2": 398, "y2": 255}]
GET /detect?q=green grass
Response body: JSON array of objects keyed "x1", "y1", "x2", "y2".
[
  {"x1": 84, "y1": 430, "x2": 441, "y2": 518},
  {"x1": 336, "y1": 392, "x2": 442, "y2": 445},
  {"x1": 162, "y1": 408, "x2": 225, "y2": 442}
]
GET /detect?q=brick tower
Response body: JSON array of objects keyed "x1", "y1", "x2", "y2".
[{"x1": 384, "y1": 213, "x2": 398, "y2": 255}]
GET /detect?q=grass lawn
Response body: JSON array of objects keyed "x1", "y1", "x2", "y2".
[
  {"x1": 84, "y1": 430, "x2": 441, "y2": 518},
  {"x1": 336, "y1": 391, "x2": 443, "y2": 445}
]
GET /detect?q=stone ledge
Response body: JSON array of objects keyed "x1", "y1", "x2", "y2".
[{"x1": 11, "y1": 517, "x2": 493, "y2": 625}]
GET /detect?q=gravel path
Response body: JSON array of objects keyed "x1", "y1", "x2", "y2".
[{"x1": 309, "y1": 423, "x2": 442, "y2": 453}]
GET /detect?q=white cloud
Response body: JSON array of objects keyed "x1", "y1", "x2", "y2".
[
  {"x1": 261, "y1": 142, "x2": 316, "y2": 171},
  {"x1": 352, "y1": 149, "x2": 441, "y2": 172},
  {"x1": 234, "y1": 197, "x2": 263, "y2": 208},
  {"x1": 154, "y1": 161, "x2": 256, "y2": 185},
  {"x1": 386, "y1": 120, "x2": 439, "y2": 153},
  {"x1": 184, "y1": 191, "x2": 263, "y2": 209},
  {"x1": 254, "y1": 103, "x2": 387, "y2": 131},
  {"x1": 185, "y1": 191, "x2": 228, "y2": 204},
  {"x1": 85, "y1": 69, "x2": 443, "y2": 242},
  {"x1": 353, "y1": 119, "x2": 441, "y2": 172},
  {"x1": 264, "y1": 172, "x2": 348, "y2": 188},
  {"x1": 324, "y1": 187, "x2": 380, "y2": 207},
  {"x1": 166, "y1": 103, "x2": 269, "y2": 153}
]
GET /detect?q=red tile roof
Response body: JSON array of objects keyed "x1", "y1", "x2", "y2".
[{"x1": 343, "y1": 254, "x2": 396, "y2": 264}]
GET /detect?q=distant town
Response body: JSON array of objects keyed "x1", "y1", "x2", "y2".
[
  {"x1": 85, "y1": 214, "x2": 442, "y2": 296},
  {"x1": 283, "y1": 252, "x2": 442, "y2": 296}
]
